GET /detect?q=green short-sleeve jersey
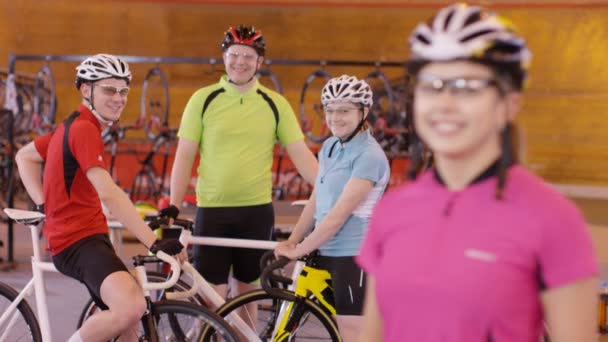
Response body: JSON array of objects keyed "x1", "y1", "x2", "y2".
[{"x1": 178, "y1": 75, "x2": 304, "y2": 207}]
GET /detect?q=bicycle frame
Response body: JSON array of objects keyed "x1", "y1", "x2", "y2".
[
  {"x1": 0, "y1": 209, "x2": 55, "y2": 341},
  {"x1": 169, "y1": 229, "x2": 336, "y2": 341},
  {"x1": 0, "y1": 208, "x2": 180, "y2": 342},
  {"x1": 259, "y1": 253, "x2": 338, "y2": 341},
  {"x1": 168, "y1": 230, "x2": 279, "y2": 341}
]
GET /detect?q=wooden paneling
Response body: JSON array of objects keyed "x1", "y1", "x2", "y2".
[{"x1": 1, "y1": 1, "x2": 607, "y2": 184}]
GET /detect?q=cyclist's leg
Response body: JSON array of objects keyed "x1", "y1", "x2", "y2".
[
  {"x1": 95, "y1": 271, "x2": 145, "y2": 342},
  {"x1": 317, "y1": 255, "x2": 367, "y2": 342},
  {"x1": 53, "y1": 234, "x2": 144, "y2": 342},
  {"x1": 193, "y1": 206, "x2": 234, "y2": 303},
  {"x1": 232, "y1": 203, "x2": 274, "y2": 325}
]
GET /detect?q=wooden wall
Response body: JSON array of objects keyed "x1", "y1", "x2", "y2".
[{"x1": 1, "y1": 0, "x2": 607, "y2": 185}]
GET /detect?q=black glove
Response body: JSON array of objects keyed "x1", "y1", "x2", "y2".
[
  {"x1": 149, "y1": 238, "x2": 184, "y2": 255},
  {"x1": 158, "y1": 204, "x2": 179, "y2": 220},
  {"x1": 34, "y1": 203, "x2": 45, "y2": 214}
]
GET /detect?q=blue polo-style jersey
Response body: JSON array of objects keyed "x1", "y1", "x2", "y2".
[{"x1": 314, "y1": 129, "x2": 390, "y2": 256}]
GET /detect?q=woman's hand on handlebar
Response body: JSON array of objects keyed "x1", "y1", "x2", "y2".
[{"x1": 274, "y1": 239, "x2": 298, "y2": 260}]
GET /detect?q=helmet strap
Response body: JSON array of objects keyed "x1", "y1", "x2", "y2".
[
  {"x1": 227, "y1": 57, "x2": 260, "y2": 87},
  {"x1": 85, "y1": 86, "x2": 118, "y2": 126},
  {"x1": 339, "y1": 108, "x2": 367, "y2": 144}
]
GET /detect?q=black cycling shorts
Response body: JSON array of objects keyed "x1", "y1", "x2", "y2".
[
  {"x1": 193, "y1": 203, "x2": 274, "y2": 285},
  {"x1": 52, "y1": 233, "x2": 128, "y2": 310},
  {"x1": 315, "y1": 255, "x2": 367, "y2": 316}
]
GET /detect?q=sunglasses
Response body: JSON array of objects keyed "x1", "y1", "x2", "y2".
[
  {"x1": 323, "y1": 106, "x2": 362, "y2": 117},
  {"x1": 224, "y1": 51, "x2": 258, "y2": 62},
  {"x1": 96, "y1": 84, "x2": 130, "y2": 97},
  {"x1": 415, "y1": 75, "x2": 498, "y2": 96}
]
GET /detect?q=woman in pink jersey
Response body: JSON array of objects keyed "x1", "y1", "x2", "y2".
[{"x1": 357, "y1": 4, "x2": 599, "y2": 342}]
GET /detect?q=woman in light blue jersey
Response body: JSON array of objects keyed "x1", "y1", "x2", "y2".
[{"x1": 275, "y1": 75, "x2": 390, "y2": 342}]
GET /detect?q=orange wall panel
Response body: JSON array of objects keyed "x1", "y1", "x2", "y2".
[{"x1": 1, "y1": 1, "x2": 607, "y2": 185}]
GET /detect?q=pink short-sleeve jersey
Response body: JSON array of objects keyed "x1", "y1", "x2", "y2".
[{"x1": 357, "y1": 165, "x2": 598, "y2": 342}]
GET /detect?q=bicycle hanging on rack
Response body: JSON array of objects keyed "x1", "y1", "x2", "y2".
[
  {"x1": 101, "y1": 124, "x2": 139, "y2": 185},
  {"x1": 299, "y1": 67, "x2": 332, "y2": 144},
  {"x1": 140, "y1": 65, "x2": 170, "y2": 141},
  {"x1": 257, "y1": 67, "x2": 284, "y2": 94},
  {"x1": 364, "y1": 67, "x2": 396, "y2": 126},
  {"x1": 29, "y1": 64, "x2": 57, "y2": 135},
  {"x1": 130, "y1": 65, "x2": 173, "y2": 203},
  {"x1": 129, "y1": 126, "x2": 176, "y2": 203}
]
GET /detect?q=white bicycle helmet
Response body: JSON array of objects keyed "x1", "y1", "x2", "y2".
[
  {"x1": 321, "y1": 75, "x2": 373, "y2": 108},
  {"x1": 409, "y1": 3, "x2": 531, "y2": 67},
  {"x1": 75, "y1": 53, "x2": 132, "y2": 89}
]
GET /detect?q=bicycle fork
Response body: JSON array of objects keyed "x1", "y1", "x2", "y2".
[{"x1": 271, "y1": 265, "x2": 336, "y2": 341}]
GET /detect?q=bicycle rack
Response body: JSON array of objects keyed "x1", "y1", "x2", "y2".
[{"x1": 2, "y1": 53, "x2": 407, "y2": 264}]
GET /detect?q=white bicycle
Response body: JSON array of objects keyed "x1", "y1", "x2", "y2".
[
  {"x1": 79, "y1": 217, "x2": 340, "y2": 341},
  {"x1": 0, "y1": 208, "x2": 238, "y2": 342}
]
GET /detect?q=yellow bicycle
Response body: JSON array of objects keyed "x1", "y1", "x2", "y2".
[{"x1": 213, "y1": 251, "x2": 341, "y2": 341}]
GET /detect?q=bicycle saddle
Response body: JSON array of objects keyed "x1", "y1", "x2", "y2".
[{"x1": 3, "y1": 208, "x2": 45, "y2": 225}]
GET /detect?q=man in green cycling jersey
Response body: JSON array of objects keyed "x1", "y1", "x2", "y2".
[{"x1": 164, "y1": 25, "x2": 318, "y2": 305}]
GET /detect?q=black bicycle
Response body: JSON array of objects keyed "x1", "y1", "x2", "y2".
[
  {"x1": 129, "y1": 126, "x2": 177, "y2": 203},
  {"x1": 101, "y1": 124, "x2": 139, "y2": 185}
]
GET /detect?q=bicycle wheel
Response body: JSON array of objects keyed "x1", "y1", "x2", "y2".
[
  {"x1": 130, "y1": 169, "x2": 157, "y2": 202},
  {"x1": 31, "y1": 64, "x2": 57, "y2": 135},
  {"x1": 76, "y1": 271, "x2": 206, "y2": 329},
  {"x1": 0, "y1": 282, "x2": 43, "y2": 342},
  {"x1": 365, "y1": 69, "x2": 396, "y2": 126},
  {"x1": 215, "y1": 289, "x2": 340, "y2": 341},
  {"x1": 145, "y1": 300, "x2": 238, "y2": 342},
  {"x1": 14, "y1": 83, "x2": 35, "y2": 134},
  {"x1": 257, "y1": 68, "x2": 283, "y2": 94},
  {"x1": 299, "y1": 69, "x2": 332, "y2": 144},
  {"x1": 140, "y1": 66, "x2": 170, "y2": 141}
]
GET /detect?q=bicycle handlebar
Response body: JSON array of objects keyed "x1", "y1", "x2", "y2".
[
  {"x1": 260, "y1": 251, "x2": 294, "y2": 300},
  {"x1": 164, "y1": 261, "x2": 201, "y2": 300},
  {"x1": 138, "y1": 251, "x2": 181, "y2": 291},
  {"x1": 145, "y1": 215, "x2": 194, "y2": 231}
]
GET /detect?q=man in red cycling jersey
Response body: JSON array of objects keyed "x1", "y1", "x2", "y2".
[{"x1": 16, "y1": 53, "x2": 184, "y2": 342}]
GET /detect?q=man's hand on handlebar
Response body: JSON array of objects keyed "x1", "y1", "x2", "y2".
[
  {"x1": 149, "y1": 238, "x2": 187, "y2": 263},
  {"x1": 158, "y1": 204, "x2": 179, "y2": 220}
]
